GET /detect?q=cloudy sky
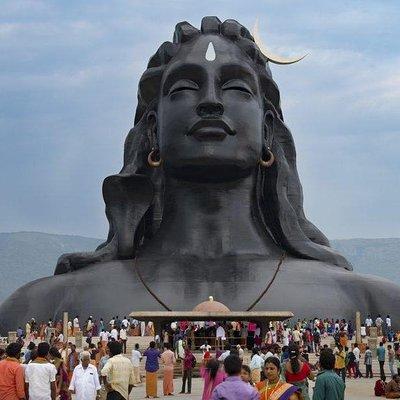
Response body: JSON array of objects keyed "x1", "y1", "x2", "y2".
[{"x1": 1, "y1": 0, "x2": 399, "y2": 240}]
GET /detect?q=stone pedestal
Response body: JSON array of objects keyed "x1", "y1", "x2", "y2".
[
  {"x1": 8, "y1": 331, "x2": 17, "y2": 343},
  {"x1": 75, "y1": 331, "x2": 83, "y2": 349},
  {"x1": 370, "y1": 327, "x2": 378, "y2": 338},
  {"x1": 355, "y1": 311, "x2": 361, "y2": 344},
  {"x1": 63, "y1": 312, "x2": 68, "y2": 340}
]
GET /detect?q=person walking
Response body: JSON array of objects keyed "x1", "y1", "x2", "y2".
[
  {"x1": 68, "y1": 344, "x2": 80, "y2": 381},
  {"x1": 143, "y1": 341, "x2": 161, "y2": 398},
  {"x1": 73, "y1": 316, "x2": 80, "y2": 336},
  {"x1": 130, "y1": 344, "x2": 142, "y2": 385},
  {"x1": 180, "y1": 347, "x2": 196, "y2": 394},
  {"x1": 201, "y1": 358, "x2": 226, "y2": 400},
  {"x1": 313, "y1": 328, "x2": 321, "y2": 355},
  {"x1": 49, "y1": 347, "x2": 70, "y2": 400},
  {"x1": 365, "y1": 315, "x2": 373, "y2": 336},
  {"x1": 334, "y1": 344, "x2": 346, "y2": 382},
  {"x1": 25, "y1": 342, "x2": 57, "y2": 400},
  {"x1": 119, "y1": 328, "x2": 127, "y2": 354},
  {"x1": 376, "y1": 315, "x2": 383, "y2": 336},
  {"x1": 211, "y1": 355, "x2": 259, "y2": 400},
  {"x1": 284, "y1": 344, "x2": 314, "y2": 400},
  {"x1": 160, "y1": 343, "x2": 176, "y2": 396},
  {"x1": 346, "y1": 348, "x2": 356, "y2": 379},
  {"x1": 69, "y1": 351, "x2": 101, "y2": 400},
  {"x1": 0, "y1": 343, "x2": 26, "y2": 400},
  {"x1": 377, "y1": 342, "x2": 386, "y2": 380},
  {"x1": 352, "y1": 343, "x2": 363, "y2": 378},
  {"x1": 364, "y1": 346, "x2": 373, "y2": 378},
  {"x1": 101, "y1": 341, "x2": 135, "y2": 400},
  {"x1": 249, "y1": 348, "x2": 264, "y2": 384},
  {"x1": 312, "y1": 350, "x2": 345, "y2": 400}
]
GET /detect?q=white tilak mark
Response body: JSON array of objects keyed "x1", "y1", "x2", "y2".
[{"x1": 205, "y1": 42, "x2": 216, "y2": 61}]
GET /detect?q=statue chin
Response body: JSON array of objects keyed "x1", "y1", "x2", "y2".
[{"x1": 1, "y1": 255, "x2": 399, "y2": 332}]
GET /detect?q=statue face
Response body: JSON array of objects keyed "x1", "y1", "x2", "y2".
[{"x1": 157, "y1": 35, "x2": 264, "y2": 181}]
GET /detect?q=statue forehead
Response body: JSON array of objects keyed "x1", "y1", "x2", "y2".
[{"x1": 163, "y1": 34, "x2": 256, "y2": 77}]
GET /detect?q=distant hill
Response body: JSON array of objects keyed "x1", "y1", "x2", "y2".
[
  {"x1": 0, "y1": 232, "x2": 399, "y2": 302},
  {"x1": 0, "y1": 232, "x2": 102, "y2": 302}
]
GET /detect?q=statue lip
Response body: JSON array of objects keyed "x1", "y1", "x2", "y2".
[{"x1": 188, "y1": 119, "x2": 235, "y2": 141}]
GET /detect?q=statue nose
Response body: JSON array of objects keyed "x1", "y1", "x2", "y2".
[{"x1": 196, "y1": 102, "x2": 224, "y2": 118}]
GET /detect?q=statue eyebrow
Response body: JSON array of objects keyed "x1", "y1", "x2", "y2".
[
  {"x1": 219, "y1": 63, "x2": 258, "y2": 89},
  {"x1": 162, "y1": 63, "x2": 206, "y2": 95}
]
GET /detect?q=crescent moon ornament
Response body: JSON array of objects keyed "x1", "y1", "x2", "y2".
[{"x1": 252, "y1": 18, "x2": 307, "y2": 65}]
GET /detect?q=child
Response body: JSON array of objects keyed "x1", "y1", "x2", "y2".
[{"x1": 241, "y1": 365, "x2": 254, "y2": 386}]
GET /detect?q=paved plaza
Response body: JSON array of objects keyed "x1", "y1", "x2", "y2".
[{"x1": 127, "y1": 377, "x2": 377, "y2": 399}]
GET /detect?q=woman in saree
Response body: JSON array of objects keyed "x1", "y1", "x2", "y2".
[
  {"x1": 49, "y1": 347, "x2": 70, "y2": 400},
  {"x1": 200, "y1": 357, "x2": 226, "y2": 400},
  {"x1": 257, "y1": 357, "x2": 303, "y2": 400},
  {"x1": 284, "y1": 344, "x2": 314, "y2": 400}
]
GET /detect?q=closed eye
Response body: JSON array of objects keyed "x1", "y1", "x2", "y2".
[
  {"x1": 169, "y1": 79, "x2": 199, "y2": 95},
  {"x1": 222, "y1": 80, "x2": 253, "y2": 95}
]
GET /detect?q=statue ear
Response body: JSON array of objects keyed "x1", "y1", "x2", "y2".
[
  {"x1": 146, "y1": 111, "x2": 158, "y2": 148},
  {"x1": 263, "y1": 110, "x2": 275, "y2": 147}
]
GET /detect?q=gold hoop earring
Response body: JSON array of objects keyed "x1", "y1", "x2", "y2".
[
  {"x1": 259, "y1": 149, "x2": 275, "y2": 168},
  {"x1": 148, "y1": 148, "x2": 162, "y2": 167}
]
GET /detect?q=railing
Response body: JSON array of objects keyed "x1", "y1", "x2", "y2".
[{"x1": 185, "y1": 336, "x2": 247, "y2": 350}]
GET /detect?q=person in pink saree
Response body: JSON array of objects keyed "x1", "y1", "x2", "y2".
[{"x1": 201, "y1": 358, "x2": 226, "y2": 400}]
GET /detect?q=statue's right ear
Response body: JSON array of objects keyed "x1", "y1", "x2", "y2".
[{"x1": 146, "y1": 111, "x2": 158, "y2": 149}]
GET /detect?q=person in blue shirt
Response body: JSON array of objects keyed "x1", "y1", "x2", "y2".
[
  {"x1": 377, "y1": 342, "x2": 386, "y2": 380},
  {"x1": 313, "y1": 349, "x2": 345, "y2": 400}
]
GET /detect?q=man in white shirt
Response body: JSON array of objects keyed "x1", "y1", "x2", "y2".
[
  {"x1": 73, "y1": 315, "x2": 80, "y2": 336},
  {"x1": 100, "y1": 330, "x2": 110, "y2": 348},
  {"x1": 69, "y1": 351, "x2": 101, "y2": 400},
  {"x1": 110, "y1": 327, "x2": 118, "y2": 341},
  {"x1": 119, "y1": 327, "x2": 128, "y2": 353},
  {"x1": 131, "y1": 343, "x2": 142, "y2": 384},
  {"x1": 249, "y1": 349, "x2": 264, "y2": 382},
  {"x1": 25, "y1": 342, "x2": 57, "y2": 400},
  {"x1": 282, "y1": 325, "x2": 290, "y2": 347},
  {"x1": 218, "y1": 345, "x2": 231, "y2": 362},
  {"x1": 121, "y1": 317, "x2": 129, "y2": 329},
  {"x1": 352, "y1": 343, "x2": 363, "y2": 378},
  {"x1": 386, "y1": 315, "x2": 392, "y2": 329},
  {"x1": 200, "y1": 341, "x2": 212, "y2": 354},
  {"x1": 56, "y1": 332, "x2": 64, "y2": 343},
  {"x1": 216, "y1": 324, "x2": 226, "y2": 349}
]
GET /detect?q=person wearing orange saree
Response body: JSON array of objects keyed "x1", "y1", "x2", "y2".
[
  {"x1": 160, "y1": 343, "x2": 176, "y2": 395},
  {"x1": 257, "y1": 357, "x2": 303, "y2": 400}
]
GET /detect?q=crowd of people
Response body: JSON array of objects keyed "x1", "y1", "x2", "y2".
[{"x1": 1, "y1": 313, "x2": 400, "y2": 399}]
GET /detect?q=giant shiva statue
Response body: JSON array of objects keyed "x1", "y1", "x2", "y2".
[{"x1": 1, "y1": 17, "x2": 399, "y2": 331}]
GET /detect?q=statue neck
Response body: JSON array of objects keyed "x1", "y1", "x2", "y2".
[{"x1": 144, "y1": 172, "x2": 280, "y2": 259}]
